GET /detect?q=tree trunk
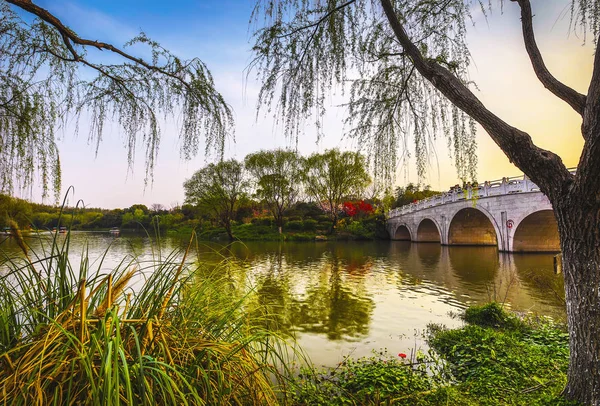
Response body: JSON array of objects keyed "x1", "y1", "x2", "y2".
[
  {"x1": 554, "y1": 192, "x2": 600, "y2": 405},
  {"x1": 329, "y1": 214, "x2": 337, "y2": 235},
  {"x1": 224, "y1": 221, "x2": 234, "y2": 241}
]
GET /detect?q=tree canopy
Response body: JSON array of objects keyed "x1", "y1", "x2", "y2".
[
  {"x1": 0, "y1": 0, "x2": 232, "y2": 200},
  {"x1": 183, "y1": 160, "x2": 248, "y2": 240},
  {"x1": 303, "y1": 149, "x2": 370, "y2": 230},
  {"x1": 245, "y1": 149, "x2": 303, "y2": 232}
]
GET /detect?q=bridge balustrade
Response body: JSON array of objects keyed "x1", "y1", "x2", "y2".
[{"x1": 388, "y1": 168, "x2": 576, "y2": 219}]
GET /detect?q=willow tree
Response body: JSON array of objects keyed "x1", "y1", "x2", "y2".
[
  {"x1": 0, "y1": 0, "x2": 232, "y2": 200},
  {"x1": 245, "y1": 149, "x2": 303, "y2": 234},
  {"x1": 303, "y1": 149, "x2": 370, "y2": 232},
  {"x1": 250, "y1": 0, "x2": 600, "y2": 403},
  {"x1": 183, "y1": 160, "x2": 248, "y2": 241}
]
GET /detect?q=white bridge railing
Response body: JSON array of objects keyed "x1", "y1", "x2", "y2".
[{"x1": 388, "y1": 168, "x2": 576, "y2": 219}]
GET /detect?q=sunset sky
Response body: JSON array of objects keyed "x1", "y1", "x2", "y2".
[{"x1": 18, "y1": 0, "x2": 594, "y2": 208}]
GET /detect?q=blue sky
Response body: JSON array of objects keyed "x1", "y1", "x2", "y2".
[{"x1": 19, "y1": 0, "x2": 594, "y2": 208}]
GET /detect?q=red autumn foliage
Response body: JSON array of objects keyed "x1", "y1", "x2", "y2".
[
  {"x1": 343, "y1": 200, "x2": 374, "y2": 218},
  {"x1": 343, "y1": 201, "x2": 357, "y2": 217}
]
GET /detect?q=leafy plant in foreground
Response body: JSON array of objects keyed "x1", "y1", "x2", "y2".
[{"x1": 0, "y1": 229, "x2": 297, "y2": 405}]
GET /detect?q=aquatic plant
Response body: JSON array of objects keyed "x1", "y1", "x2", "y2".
[{"x1": 0, "y1": 229, "x2": 296, "y2": 405}]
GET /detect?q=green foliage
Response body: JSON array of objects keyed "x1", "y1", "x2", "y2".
[
  {"x1": 250, "y1": 0, "x2": 485, "y2": 184},
  {"x1": 293, "y1": 305, "x2": 574, "y2": 406},
  {"x1": 394, "y1": 183, "x2": 441, "y2": 208},
  {"x1": 0, "y1": 230, "x2": 297, "y2": 404},
  {"x1": 252, "y1": 217, "x2": 275, "y2": 227},
  {"x1": 303, "y1": 149, "x2": 371, "y2": 229},
  {"x1": 286, "y1": 220, "x2": 304, "y2": 230},
  {"x1": 0, "y1": 3, "x2": 232, "y2": 197},
  {"x1": 429, "y1": 320, "x2": 572, "y2": 405},
  {"x1": 0, "y1": 194, "x2": 33, "y2": 229},
  {"x1": 245, "y1": 149, "x2": 303, "y2": 229},
  {"x1": 286, "y1": 202, "x2": 325, "y2": 219},
  {"x1": 303, "y1": 219, "x2": 318, "y2": 231},
  {"x1": 463, "y1": 302, "x2": 526, "y2": 330},
  {"x1": 183, "y1": 159, "x2": 249, "y2": 240},
  {"x1": 294, "y1": 351, "x2": 433, "y2": 405}
]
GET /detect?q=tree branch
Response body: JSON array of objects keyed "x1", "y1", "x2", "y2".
[
  {"x1": 513, "y1": 0, "x2": 587, "y2": 117},
  {"x1": 379, "y1": 0, "x2": 572, "y2": 197},
  {"x1": 277, "y1": 0, "x2": 357, "y2": 39},
  {"x1": 574, "y1": 36, "x2": 600, "y2": 196},
  {"x1": 6, "y1": 0, "x2": 192, "y2": 92}
]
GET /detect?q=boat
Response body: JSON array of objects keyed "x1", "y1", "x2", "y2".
[
  {"x1": 59, "y1": 226, "x2": 67, "y2": 234},
  {"x1": 109, "y1": 227, "x2": 120, "y2": 236}
]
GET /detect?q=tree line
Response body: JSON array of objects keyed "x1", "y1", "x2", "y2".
[
  {"x1": 184, "y1": 148, "x2": 389, "y2": 240},
  {"x1": 1, "y1": 148, "x2": 425, "y2": 240}
]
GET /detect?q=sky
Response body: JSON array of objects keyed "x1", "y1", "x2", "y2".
[{"x1": 17, "y1": 0, "x2": 594, "y2": 209}]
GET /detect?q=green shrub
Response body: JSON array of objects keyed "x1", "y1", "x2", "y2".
[
  {"x1": 286, "y1": 220, "x2": 304, "y2": 230},
  {"x1": 287, "y1": 233, "x2": 314, "y2": 241},
  {"x1": 251, "y1": 217, "x2": 274, "y2": 227},
  {"x1": 303, "y1": 219, "x2": 318, "y2": 231},
  {"x1": 463, "y1": 302, "x2": 525, "y2": 330},
  {"x1": 347, "y1": 221, "x2": 371, "y2": 239},
  {"x1": 316, "y1": 214, "x2": 330, "y2": 223},
  {"x1": 293, "y1": 351, "x2": 433, "y2": 405}
]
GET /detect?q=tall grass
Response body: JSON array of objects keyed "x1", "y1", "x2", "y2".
[{"x1": 0, "y1": 227, "x2": 297, "y2": 405}]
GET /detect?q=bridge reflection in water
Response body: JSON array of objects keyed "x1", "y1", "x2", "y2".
[{"x1": 0, "y1": 235, "x2": 565, "y2": 368}]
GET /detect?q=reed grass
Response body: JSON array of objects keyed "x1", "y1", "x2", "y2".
[{"x1": 0, "y1": 227, "x2": 298, "y2": 405}]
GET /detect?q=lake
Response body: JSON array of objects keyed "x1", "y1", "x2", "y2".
[{"x1": 0, "y1": 232, "x2": 564, "y2": 368}]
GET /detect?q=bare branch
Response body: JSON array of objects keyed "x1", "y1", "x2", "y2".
[{"x1": 513, "y1": 0, "x2": 587, "y2": 117}]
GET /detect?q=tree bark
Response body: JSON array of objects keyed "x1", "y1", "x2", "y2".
[
  {"x1": 553, "y1": 192, "x2": 600, "y2": 405},
  {"x1": 224, "y1": 221, "x2": 234, "y2": 241},
  {"x1": 376, "y1": 0, "x2": 600, "y2": 403}
]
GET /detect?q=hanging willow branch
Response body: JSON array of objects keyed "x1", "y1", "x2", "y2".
[
  {"x1": 249, "y1": 0, "x2": 598, "y2": 186},
  {"x1": 0, "y1": 1, "x2": 233, "y2": 200}
]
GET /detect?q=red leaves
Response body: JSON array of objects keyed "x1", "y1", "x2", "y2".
[
  {"x1": 343, "y1": 201, "x2": 357, "y2": 217},
  {"x1": 343, "y1": 200, "x2": 374, "y2": 218}
]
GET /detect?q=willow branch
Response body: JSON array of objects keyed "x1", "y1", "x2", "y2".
[
  {"x1": 6, "y1": 0, "x2": 192, "y2": 91},
  {"x1": 513, "y1": 0, "x2": 586, "y2": 117},
  {"x1": 379, "y1": 0, "x2": 572, "y2": 197},
  {"x1": 277, "y1": 0, "x2": 357, "y2": 38}
]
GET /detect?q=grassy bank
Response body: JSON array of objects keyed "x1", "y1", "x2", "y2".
[
  {"x1": 292, "y1": 302, "x2": 574, "y2": 405},
  {"x1": 0, "y1": 229, "x2": 298, "y2": 404},
  {"x1": 171, "y1": 214, "x2": 389, "y2": 242},
  {"x1": 1, "y1": 226, "x2": 574, "y2": 405}
]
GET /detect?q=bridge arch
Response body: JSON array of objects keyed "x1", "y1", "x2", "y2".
[
  {"x1": 393, "y1": 224, "x2": 412, "y2": 241},
  {"x1": 416, "y1": 218, "x2": 441, "y2": 242},
  {"x1": 448, "y1": 207, "x2": 500, "y2": 246},
  {"x1": 512, "y1": 210, "x2": 560, "y2": 252}
]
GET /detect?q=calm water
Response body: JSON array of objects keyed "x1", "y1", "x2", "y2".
[{"x1": 0, "y1": 232, "x2": 564, "y2": 367}]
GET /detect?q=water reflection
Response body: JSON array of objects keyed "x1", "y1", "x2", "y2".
[
  {"x1": 449, "y1": 246, "x2": 499, "y2": 286},
  {"x1": 289, "y1": 256, "x2": 373, "y2": 340},
  {"x1": 0, "y1": 234, "x2": 566, "y2": 366}
]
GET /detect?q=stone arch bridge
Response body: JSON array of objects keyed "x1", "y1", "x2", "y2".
[{"x1": 386, "y1": 172, "x2": 575, "y2": 252}]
